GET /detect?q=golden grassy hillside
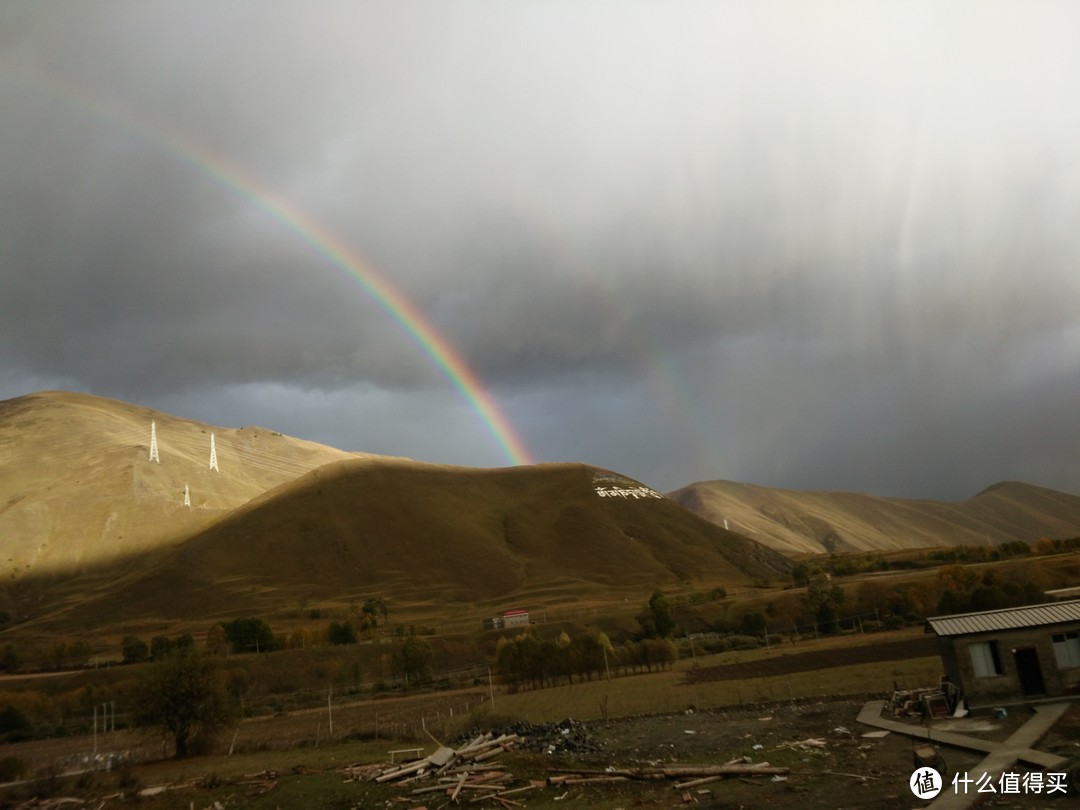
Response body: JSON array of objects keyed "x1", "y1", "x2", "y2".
[
  {"x1": 7, "y1": 460, "x2": 791, "y2": 635},
  {"x1": 669, "y1": 478, "x2": 1080, "y2": 556},
  {"x1": 0, "y1": 391, "x2": 791, "y2": 640},
  {"x1": 0, "y1": 390, "x2": 363, "y2": 575}
]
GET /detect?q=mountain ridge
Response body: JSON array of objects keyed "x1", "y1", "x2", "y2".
[
  {"x1": 5, "y1": 390, "x2": 1080, "y2": 640},
  {"x1": 668, "y1": 478, "x2": 1080, "y2": 555},
  {"x1": 0, "y1": 391, "x2": 788, "y2": 637}
]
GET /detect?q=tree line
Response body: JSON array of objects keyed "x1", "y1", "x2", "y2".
[{"x1": 493, "y1": 629, "x2": 677, "y2": 692}]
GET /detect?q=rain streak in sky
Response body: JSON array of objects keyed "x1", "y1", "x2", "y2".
[{"x1": 2, "y1": 1, "x2": 1079, "y2": 499}]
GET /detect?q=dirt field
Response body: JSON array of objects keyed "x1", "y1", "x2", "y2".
[
  {"x1": 685, "y1": 635, "x2": 940, "y2": 683},
  {"x1": 558, "y1": 698, "x2": 1079, "y2": 809}
]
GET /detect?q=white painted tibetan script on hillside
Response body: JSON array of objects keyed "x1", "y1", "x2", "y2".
[{"x1": 592, "y1": 471, "x2": 662, "y2": 500}]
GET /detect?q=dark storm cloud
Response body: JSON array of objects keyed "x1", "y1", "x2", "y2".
[{"x1": 2, "y1": 1, "x2": 1078, "y2": 497}]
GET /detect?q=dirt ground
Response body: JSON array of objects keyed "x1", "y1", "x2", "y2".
[
  {"x1": 1, "y1": 697, "x2": 1078, "y2": 809},
  {"x1": 543, "y1": 698, "x2": 1079, "y2": 809}
]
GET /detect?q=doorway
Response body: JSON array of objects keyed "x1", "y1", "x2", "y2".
[{"x1": 1013, "y1": 647, "x2": 1045, "y2": 697}]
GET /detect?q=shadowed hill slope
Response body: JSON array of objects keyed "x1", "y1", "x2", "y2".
[
  {"x1": 669, "y1": 479, "x2": 1080, "y2": 556},
  {"x1": 10, "y1": 461, "x2": 791, "y2": 633}
]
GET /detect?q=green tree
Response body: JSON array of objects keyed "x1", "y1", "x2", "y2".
[
  {"x1": 494, "y1": 636, "x2": 525, "y2": 691},
  {"x1": 396, "y1": 635, "x2": 433, "y2": 685},
  {"x1": 205, "y1": 624, "x2": 229, "y2": 656},
  {"x1": 816, "y1": 601, "x2": 840, "y2": 635},
  {"x1": 132, "y1": 647, "x2": 234, "y2": 759},
  {"x1": 804, "y1": 574, "x2": 844, "y2": 633},
  {"x1": 740, "y1": 612, "x2": 767, "y2": 637},
  {"x1": 791, "y1": 562, "x2": 815, "y2": 587},
  {"x1": 569, "y1": 634, "x2": 605, "y2": 681},
  {"x1": 0, "y1": 705, "x2": 32, "y2": 743},
  {"x1": 969, "y1": 585, "x2": 1007, "y2": 612},
  {"x1": 220, "y1": 618, "x2": 274, "y2": 653},
  {"x1": 361, "y1": 599, "x2": 379, "y2": 623},
  {"x1": 936, "y1": 589, "x2": 967, "y2": 615},
  {"x1": 327, "y1": 621, "x2": 357, "y2": 645},
  {"x1": 150, "y1": 635, "x2": 175, "y2": 660},
  {"x1": 638, "y1": 590, "x2": 676, "y2": 638},
  {"x1": 121, "y1": 636, "x2": 149, "y2": 664},
  {"x1": 0, "y1": 644, "x2": 21, "y2": 673}
]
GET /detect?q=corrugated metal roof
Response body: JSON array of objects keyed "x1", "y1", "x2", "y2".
[{"x1": 927, "y1": 599, "x2": 1080, "y2": 637}]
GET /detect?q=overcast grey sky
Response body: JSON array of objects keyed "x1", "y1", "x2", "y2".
[{"x1": 2, "y1": 1, "x2": 1079, "y2": 499}]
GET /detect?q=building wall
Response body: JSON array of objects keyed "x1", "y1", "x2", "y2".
[
  {"x1": 503, "y1": 611, "x2": 530, "y2": 627},
  {"x1": 939, "y1": 622, "x2": 1080, "y2": 708}
]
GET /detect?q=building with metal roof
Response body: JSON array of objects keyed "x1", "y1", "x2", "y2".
[
  {"x1": 926, "y1": 599, "x2": 1080, "y2": 708},
  {"x1": 927, "y1": 600, "x2": 1080, "y2": 637}
]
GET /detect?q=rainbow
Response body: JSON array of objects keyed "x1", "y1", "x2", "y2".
[{"x1": 39, "y1": 82, "x2": 533, "y2": 466}]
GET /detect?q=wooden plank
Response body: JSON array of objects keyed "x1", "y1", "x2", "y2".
[
  {"x1": 450, "y1": 773, "x2": 468, "y2": 802},
  {"x1": 428, "y1": 746, "x2": 457, "y2": 767}
]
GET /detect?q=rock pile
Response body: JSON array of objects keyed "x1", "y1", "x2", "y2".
[{"x1": 491, "y1": 718, "x2": 601, "y2": 755}]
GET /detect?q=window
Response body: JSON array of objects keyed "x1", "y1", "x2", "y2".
[
  {"x1": 969, "y1": 641, "x2": 1003, "y2": 677},
  {"x1": 1051, "y1": 631, "x2": 1080, "y2": 669}
]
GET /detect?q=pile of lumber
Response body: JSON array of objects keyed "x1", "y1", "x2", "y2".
[
  {"x1": 359, "y1": 733, "x2": 535, "y2": 807},
  {"x1": 349, "y1": 732, "x2": 530, "y2": 805},
  {"x1": 371, "y1": 733, "x2": 521, "y2": 784},
  {"x1": 407, "y1": 771, "x2": 544, "y2": 807}
]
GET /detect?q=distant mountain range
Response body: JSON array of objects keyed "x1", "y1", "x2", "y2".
[{"x1": 669, "y1": 479, "x2": 1080, "y2": 556}]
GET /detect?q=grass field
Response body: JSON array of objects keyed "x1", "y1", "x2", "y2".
[
  {"x1": 0, "y1": 629, "x2": 942, "y2": 774},
  {"x1": 482, "y1": 631, "x2": 941, "y2": 724}
]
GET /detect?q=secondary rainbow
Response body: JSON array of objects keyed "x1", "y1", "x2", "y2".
[{"x1": 44, "y1": 83, "x2": 533, "y2": 466}]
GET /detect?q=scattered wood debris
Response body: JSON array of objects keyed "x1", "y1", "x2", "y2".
[
  {"x1": 774, "y1": 737, "x2": 827, "y2": 751},
  {"x1": 548, "y1": 762, "x2": 790, "y2": 789},
  {"x1": 344, "y1": 731, "x2": 790, "y2": 804},
  {"x1": 371, "y1": 732, "x2": 522, "y2": 784},
  {"x1": 339, "y1": 732, "x2": 534, "y2": 803},
  {"x1": 236, "y1": 769, "x2": 278, "y2": 796},
  {"x1": 136, "y1": 781, "x2": 196, "y2": 798}
]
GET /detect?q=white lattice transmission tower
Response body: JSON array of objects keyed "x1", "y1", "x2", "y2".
[
  {"x1": 149, "y1": 420, "x2": 160, "y2": 463},
  {"x1": 183, "y1": 484, "x2": 191, "y2": 507},
  {"x1": 208, "y1": 432, "x2": 219, "y2": 472}
]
